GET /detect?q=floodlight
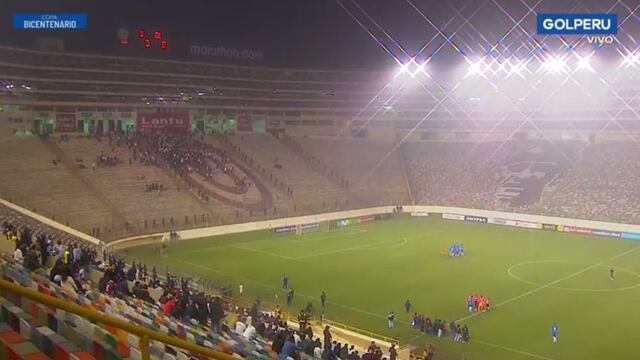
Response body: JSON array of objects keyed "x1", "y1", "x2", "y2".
[
  {"x1": 541, "y1": 57, "x2": 567, "y2": 74},
  {"x1": 397, "y1": 63, "x2": 410, "y2": 75},
  {"x1": 575, "y1": 55, "x2": 594, "y2": 72},
  {"x1": 412, "y1": 62, "x2": 427, "y2": 77},
  {"x1": 622, "y1": 53, "x2": 639, "y2": 68},
  {"x1": 466, "y1": 60, "x2": 485, "y2": 76}
]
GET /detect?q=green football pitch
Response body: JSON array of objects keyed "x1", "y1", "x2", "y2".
[{"x1": 123, "y1": 214, "x2": 640, "y2": 360}]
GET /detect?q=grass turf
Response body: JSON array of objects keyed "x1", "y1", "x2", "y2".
[{"x1": 122, "y1": 214, "x2": 640, "y2": 360}]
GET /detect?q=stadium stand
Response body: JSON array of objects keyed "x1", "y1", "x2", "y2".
[
  {"x1": 223, "y1": 134, "x2": 353, "y2": 214},
  {"x1": 55, "y1": 136, "x2": 223, "y2": 236},
  {"x1": 0, "y1": 137, "x2": 113, "y2": 234},
  {"x1": 403, "y1": 139, "x2": 640, "y2": 224},
  {"x1": 289, "y1": 136, "x2": 410, "y2": 206}
]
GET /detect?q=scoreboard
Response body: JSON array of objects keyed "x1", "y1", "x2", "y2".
[{"x1": 118, "y1": 27, "x2": 168, "y2": 51}]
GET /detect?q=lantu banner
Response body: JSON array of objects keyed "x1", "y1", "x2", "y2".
[{"x1": 137, "y1": 112, "x2": 190, "y2": 132}]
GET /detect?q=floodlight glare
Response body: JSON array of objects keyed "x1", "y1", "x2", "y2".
[
  {"x1": 507, "y1": 60, "x2": 527, "y2": 78},
  {"x1": 541, "y1": 57, "x2": 567, "y2": 74},
  {"x1": 622, "y1": 53, "x2": 640, "y2": 68},
  {"x1": 412, "y1": 62, "x2": 427, "y2": 77},
  {"x1": 575, "y1": 55, "x2": 594, "y2": 72},
  {"x1": 466, "y1": 60, "x2": 484, "y2": 76},
  {"x1": 397, "y1": 63, "x2": 410, "y2": 75}
]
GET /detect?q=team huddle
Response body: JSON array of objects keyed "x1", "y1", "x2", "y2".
[
  {"x1": 441, "y1": 243, "x2": 465, "y2": 257},
  {"x1": 467, "y1": 294, "x2": 491, "y2": 313}
]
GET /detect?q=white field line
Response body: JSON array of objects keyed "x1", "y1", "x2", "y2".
[
  {"x1": 228, "y1": 245, "x2": 298, "y2": 260},
  {"x1": 181, "y1": 226, "x2": 368, "y2": 255},
  {"x1": 293, "y1": 237, "x2": 409, "y2": 260},
  {"x1": 472, "y1": 339, "x2": 557, "y2": 360},
  {"x1": 457, "y1": 245, "x2": 640, "y2": 322}
]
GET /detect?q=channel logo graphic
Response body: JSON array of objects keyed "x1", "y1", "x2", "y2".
[
  {"x1": 537, "y1": 13, "x2": 617, "y2": 35},
  {"x1": 13, "y1": 13, "x2": 88, "y2": 30}
]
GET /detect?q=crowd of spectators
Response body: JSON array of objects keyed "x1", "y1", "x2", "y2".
[
  {"x1": 404, "y1": 139, "x2": 640, "y2": 224},
  {"x1": 95, "y1": 152, "x2": 120, "y2": 167},
  {"x1": 411, "y1": 314, "x2": 469, "y2": 343},
  {"x1": 127, "y1": 131, "x2": 252, "y2": 192},
  {"x1": 3, "y1": 218, "x2": 100, "y2": 295}
]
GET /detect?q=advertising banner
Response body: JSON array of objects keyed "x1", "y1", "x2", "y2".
[
  {"x1": 237, "y1": 115, "x2": 252, "y2": 132},
  {"x1": 336, "y1": 219, "x2": 355, "y2": 228},
  {"x1": 411, "y1": 212, "x2": 429, "y2": 217},
  {"x1": 562, "y1": 226, "x2": 593, "y2": 235},
  {"x1": 542, "y1": 224, "x2": 557, "y2": 231},
  {"x1": 252, "y1": 118, "x2": 266, "y2": 133},
  {"x1": 357, "y1": 215, "x2": 376, "y2": 224},
  {"x1": 273, "y1": 222, "x2": 320, "y2": 234},
  {"x1": 488, "y1": 217, "x2": 541, "y2": 229},
  {"x1": 464, "y1": 215, "x2": 488, "y2": 223},
  {"x1": 622, "y1": 232, "x2": 640, "y2": 241},
  {"x1": 442, "y1": 213, "x2": 465, "y2": 221},
  {"x1": 137, "y1": 112, "x2": 190, "y2": 132},
  {"x1": 55, "y1": 113, "x2": 76, "y2": 132},
  {"x1": 513, "y1": 221, "x2": 543, "y2": 230},
  {"x1": 488, "y1": 218, "x2": 510, "y2": 226},
  {"x1": 592, "y1": 229, "x2": 621, "y2": 238}
]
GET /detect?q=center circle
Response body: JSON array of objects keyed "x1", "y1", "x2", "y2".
[{"x1": 507, "y1": 260, "x2": 640, "y2": 292}]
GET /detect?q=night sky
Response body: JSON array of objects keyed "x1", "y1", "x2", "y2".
[{"x1": 0, "y1": 0, "x2": 636, "y2": 70}]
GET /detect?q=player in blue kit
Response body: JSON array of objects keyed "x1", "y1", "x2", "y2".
[{"x1": 551, "y1": 322, "x2": 558, "y2": 343}]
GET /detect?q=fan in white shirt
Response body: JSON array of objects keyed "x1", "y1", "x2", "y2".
[
  {"x1": 242, "y1": 324, "x2": 256, "y2": 339},
  {"x1": 234, "y1": 320, "x2": 247, "y2": 335}
]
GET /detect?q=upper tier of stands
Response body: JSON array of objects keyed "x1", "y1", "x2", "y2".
[{"x1": 403, "y1": 139, "x2": 640, "y2": 224}]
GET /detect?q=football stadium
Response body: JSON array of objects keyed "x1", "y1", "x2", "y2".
[{"x1": 0, "y1": 0, "x2": 639, "y2": 359}]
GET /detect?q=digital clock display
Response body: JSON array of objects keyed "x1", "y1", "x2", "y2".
[{"x1": 118, "y1": 27, "x2": 168, "y2": 51}]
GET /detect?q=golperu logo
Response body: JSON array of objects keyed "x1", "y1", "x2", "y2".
[{"x1": 537, "y1": 13, "x2": 617, "y2": 35}]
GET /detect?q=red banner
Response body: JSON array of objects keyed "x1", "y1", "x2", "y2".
[
  {"x1": 357, "y1": 215, "x2": 376, "y2": 224},
  {"x1": 237, "y1": 115, "x2": 252, "y2": 132},
  {"x1": 55, "y1": 113, "x2": 76, "y2": 133},
  {"x1": 136, "y1": 112, "x2": 190, "y2": 132}
]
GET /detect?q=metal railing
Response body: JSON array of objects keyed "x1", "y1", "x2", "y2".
[{"x1": 0, "y1": 278, "x2": 236, "y2": 360}]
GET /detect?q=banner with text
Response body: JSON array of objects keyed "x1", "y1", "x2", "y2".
[
  {"x1": 411, "y1": 211, "x2": 430, "y2": 217},
  {"x1": 273, "y1": 222, "x2": 320, "y2": 234},
  {"x1": 137, "y1": 112, "x2": 190, "y2": 132},
  {"x1": 55, "y1": 113, "x2": 76, "y2": 132}
]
